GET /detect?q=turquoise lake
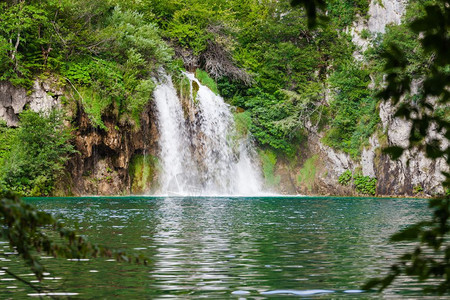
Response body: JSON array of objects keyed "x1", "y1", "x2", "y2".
[{"x1": 0, "y1": 196, "x2": 437, "y2": 298}]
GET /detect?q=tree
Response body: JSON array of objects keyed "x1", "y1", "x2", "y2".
[
  {"x1": 0, "y1": 2, "x2": 49, "y2": 87},
  {"x1": 0, "y1": 110, "x2": 76, "y2": 196}
]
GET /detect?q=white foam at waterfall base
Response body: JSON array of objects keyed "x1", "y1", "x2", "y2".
[{"x1": 153, "y1": 72, "x2": 264, "y2": 196}]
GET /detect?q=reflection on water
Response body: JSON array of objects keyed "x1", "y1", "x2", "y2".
[{"x1": 0, "y1": 196, "x2": 439, "y2": 298}]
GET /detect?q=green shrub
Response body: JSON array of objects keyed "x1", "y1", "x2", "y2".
[
  {"x1": 63, "y1": 60, "x2": 92, "y2": 85},
  {"x1": 0, "y1": 110, "x2": 76, "y2": 196},
  {"x1": 413, "y1": 184, "x2": 424, "y2": 194},
  {"x1": 338, "y1": 170, "x2": 377, "y2": 195},
  {"x1": 338, "y1": 170, "x2": 353, "y2": 186},
  {"x1": 354, "y1": 175, "x2": 377, "y2": 195},
  {"x1": 0, "y1": 121, "x2": 16, "y2": 162},
  {"x1": 323, "y1": 61, "x2": 380, "y2": 158},
  {"x1": 326, "y1": 0, "x2": 370, "y2": 28},
  {"x1": 360, "y1": 28, "x2": 371, "y2": 40}
]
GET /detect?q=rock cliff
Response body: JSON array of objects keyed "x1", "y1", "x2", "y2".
[
  {"x1": 273, "y1": 0, "x2": 447, "y2": 197},
  {"x1": 0, "y1": 79, "x2": 160, "y2": 196},
  {"x1": 0, "y1": 79, "x2": 61, "y2": 127},
  {"x1": 67, "y1": 105, "x2": 159, "y2": 195}
]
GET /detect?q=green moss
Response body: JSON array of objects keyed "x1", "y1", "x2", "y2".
[
  {"x1": 259, "y1": 149, "x2": 280, "y2": 187},
  {"x1": 297, "y1": 155, "x2": 319, "y2": 192},
  {"x1": 195, "y1": 69, "x2": 219, "y2": 95},
  {"x1": 129, "y1": 154, "x2": 158, "y2": 194},
  {"x1": 173, "y1": 70, "x2": 191, "y2": 100},
  {"x1": 233, "y1": 110, "x2": 252, "y2": 138}
]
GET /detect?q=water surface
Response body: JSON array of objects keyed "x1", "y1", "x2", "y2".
[{"x1": 0, "y1": 196, "x2": 434, "y2": 298}]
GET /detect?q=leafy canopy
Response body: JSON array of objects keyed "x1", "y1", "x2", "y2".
[{"x1": 0, "y1": 110, "x2": 75, "y2": 196}]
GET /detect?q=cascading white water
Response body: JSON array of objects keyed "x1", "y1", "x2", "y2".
[
  {"x1": 153, "y1": 75, "x2": 197, "y2": 193},
  {"x1": 153, "y1": 73, "x2": 263, "y2": 196}
]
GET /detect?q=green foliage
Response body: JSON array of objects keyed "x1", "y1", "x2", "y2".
[
  {"x1": 413, "y1": 184, "x2": 424, "y2": 194},
  {"x1": 297, "y1": 155, "x2": 319, "y2": 192},
  {"x1": 0, "y1": 110, "x2": 75, "y2": 196},
  {"x1": 247, "y1": 90, "x2": 298, "y2": 155},
  {"x1": 354, "y1": 175, "x2": 377, "y2": 195},
  {"x1": 338, "y1": 170, "x2": 353, "y2": 186},
  {"x1": 195, "y1": 69, "x2": 219, "y2": 94},
  {"x1": 338, "y1": 169, "x2": 377, "y2": 195},
  {"x1": 323, "y1": 61, "x2": 380, "y2": 158},
  {"x1": 360, "y1": 28, "x2": 371, "y2": 40},
  {"x1": 0, "y1": 121, "x2": 16, "y2": 163},
  {"x1": 326, "y1": 0, "x2": 370, "y2": 28},
  {"x1": 64, "y1": 63, "x2": 90, "y2": 86},
  {"x1": 259, "y1": 149, "x2": 281, "y2": 187},
  {"x1": 165, "y1": 5, "x2": 213, "y2": 54},
  {"x1": 107, "y1": 7, "x2": 173, "y2": 64},
  {"x1": 0, "y1": 2, "x2": 49, "y2": 88},
  {"x1": 0, "y1": 1, "x2": 172, "y2": 128}
]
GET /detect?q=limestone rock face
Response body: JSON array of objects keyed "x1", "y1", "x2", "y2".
[
  {"x1": 367, "y1": 0, "x2": 407, "y2": 33},
  {"x1": 361, "y1": 136, "x2": 379, "y2": 178},
  {"x1": 375, "y1": 100, "x2": 448, "y2": 196},
  {"x1": 0, "y1": 78, "x2": 159, "y2": 196},
  {"x1": 273, "y1": 0, "x2": 448, "y2": 197},
  {"x1": 0, "y1": 82, "x2": 27, "y2": 126},
  {"x1": 68, "y1": 105, "x2": 159, "y2": 196},
  {"x1": 351, "y1": 0, "x2": 407, "y2": 53},
  {"x1": 0, "y1": 79, "x2": 61, "y2": 126}
]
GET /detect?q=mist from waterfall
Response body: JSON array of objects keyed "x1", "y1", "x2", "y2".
[{"x1": 153, "y1": 73, "x2": 264, "y2": 196}]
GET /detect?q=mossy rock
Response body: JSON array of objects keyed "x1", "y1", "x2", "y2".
[
  {"x1": 297, "y1": 155, "x2": 319, "y2": 192},
  {"x1": 129, "y1": 154, "x2": 158, "y2": 194}
]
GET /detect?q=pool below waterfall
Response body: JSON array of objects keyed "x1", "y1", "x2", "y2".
[{"x1": 0, "y1": 196, "x2": 436, "y2": 298}]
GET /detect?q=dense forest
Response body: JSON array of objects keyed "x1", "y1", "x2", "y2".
[{"x1": 0, "y1": 0, "x2": 441, "y2": 196}]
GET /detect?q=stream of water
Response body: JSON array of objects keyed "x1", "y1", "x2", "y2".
[
  {"x1": 0, "y1": 196, "x2": 437, "y2": 299},
  {"x1": 153, "y1": 73, "x2": 263, "y2": 196}
]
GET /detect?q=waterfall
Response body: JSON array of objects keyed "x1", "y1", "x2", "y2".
[{"x1": 153, "y1": 73, "x2": 263, "y2": 196}]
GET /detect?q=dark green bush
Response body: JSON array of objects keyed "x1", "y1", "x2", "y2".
[
  {"x1": 338, "y1": 170, "x2": 353, "y2": 186},
  {"x1": 354, "y1": 175, "x2": 377, "y2": 195},
  {"x1": 323, "y1": 62, "x2": 380, "y2": 158},
  {"x1": 0, "y1": 110, "x2": 76, "y2": 196}
]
